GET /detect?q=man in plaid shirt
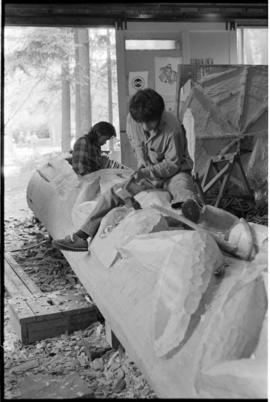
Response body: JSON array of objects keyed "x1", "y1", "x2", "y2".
[{"x1": 72, "y1": 121, "x2": 122, "y2": 176}]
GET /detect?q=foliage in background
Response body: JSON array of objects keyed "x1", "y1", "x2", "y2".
[{"x1": 5, "y1": 27, "x2": 119, "y2": 147}]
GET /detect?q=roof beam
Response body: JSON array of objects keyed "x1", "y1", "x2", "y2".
[{"x1": 4, "y1": 2, "x2": 268, "y2": 26}]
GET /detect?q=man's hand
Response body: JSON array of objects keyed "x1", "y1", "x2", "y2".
[
  {"x1": 131, "y1": 168, "x2": 156, "y2": 191},
  {"x1": 133, "y1": 167, "x2": 148, "y2": 181}
]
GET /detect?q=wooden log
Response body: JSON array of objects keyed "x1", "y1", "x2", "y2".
[
  {"x1": 26, "y1": 161, "x2": 268, "y2": 398},
  {"x1": 152, "y1": 204, "x2": 239, "y2": 257},
  {"x1": 197, "y1": 358, "x2": 267, "y2": 398},
  {"x1": 90, "y1": 207, "x2": 169, "y2": 268}
]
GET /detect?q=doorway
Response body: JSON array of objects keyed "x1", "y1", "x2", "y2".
[{"x1": 116, "y1": 31, "x2": 183, "y2": 169}]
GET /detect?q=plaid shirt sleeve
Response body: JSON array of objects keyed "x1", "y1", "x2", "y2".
[{"x1": 72, "y1": 137, "x2": 103, "y2": 175}]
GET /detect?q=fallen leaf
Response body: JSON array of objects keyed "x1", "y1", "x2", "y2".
[{"x1": 113, "y1": 378, "x2": 126, "y2": 393}]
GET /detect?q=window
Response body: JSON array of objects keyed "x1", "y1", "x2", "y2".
[
  {"x1": 4, "y1": 27, "x2": 119, "y2": 157},
  {"x1": 237, "y1": 28, "x2": 268, "y2": 64},
  {"x1": 125, "y1": 39, "x2": 180, "y2": 50}
]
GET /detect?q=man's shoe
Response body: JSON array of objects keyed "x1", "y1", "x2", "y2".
[
  {"x1": 52, "y1": 234, "x2": 89, "y2": 252},
  {"x1": 181, "y1": 199, "x2": 201, "y2": 223}
]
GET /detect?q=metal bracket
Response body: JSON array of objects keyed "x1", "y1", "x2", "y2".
[
  {"x1": 115, "y1": 19, "x2": 127, "y2": 30},
  {"x1": 226, "y1": 21, "x2": 236, "y2": 31}
]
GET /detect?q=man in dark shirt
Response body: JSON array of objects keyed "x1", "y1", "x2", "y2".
[
  {"x1": 53, "y1": 89, "x2": 201, "y2": 252},
  {"x1": 72, "y1": 121, "x2": 121, "y2": 176}
]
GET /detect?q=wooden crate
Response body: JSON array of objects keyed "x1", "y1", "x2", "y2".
[
  {"x1": 5, "y1": 252, "x2": 42, "y2": 298},
  {"x1": 5, "y1": 253, "x2": 97, "y2": 344},
  {"x1": 8, "y1": 293, "x2": 97, "y2": 344}
]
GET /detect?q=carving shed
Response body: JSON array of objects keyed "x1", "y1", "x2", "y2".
[{"x1": 3, "y1": 1, "x2": 268, "y2": 399}]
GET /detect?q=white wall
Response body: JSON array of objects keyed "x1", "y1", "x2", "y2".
[
  {"x1": 189, "y1": 31, "x2": 236, "y2": 64},
  {"x1": 125, "y1": 21, "x2": 238, "y2": 64}
]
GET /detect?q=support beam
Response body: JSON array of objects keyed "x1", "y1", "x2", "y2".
[{"x1": 4, "y1": 3, "x2": 268, "y2": 26}]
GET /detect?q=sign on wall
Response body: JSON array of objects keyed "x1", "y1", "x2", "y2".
[
  {"x1": 128, "y1": 71, "x2": 149, "y2": 96},
  {"x1": 155, "y1": 57, "x2": 181, "y2": 112}
]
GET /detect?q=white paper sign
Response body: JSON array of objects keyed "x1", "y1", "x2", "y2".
[
  {"x1": 128, "y1": 71, "x2": 149, "y2": 96},
  {"x1": 155, "y1": 57, "x2": 181, "y2": 111}
]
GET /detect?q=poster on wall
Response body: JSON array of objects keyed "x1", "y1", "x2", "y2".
[
  {"x1": 155, "y1": 57, "x2": 181, "y2": 112},
  {"x1": 128, "y1": 71, "x2": 149, "y2": 96}
]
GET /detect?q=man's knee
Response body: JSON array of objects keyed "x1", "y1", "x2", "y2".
[
  {"x1": 168, "y1": 171, "x2": 195, "y2": 190},
  {"x1": 166, "y1": 171, "x2": 198, "y2": 203}
]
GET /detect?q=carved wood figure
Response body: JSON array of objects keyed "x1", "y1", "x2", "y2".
[{"x1": 27, "y1": 156, "x2": 268, "y2": 398}]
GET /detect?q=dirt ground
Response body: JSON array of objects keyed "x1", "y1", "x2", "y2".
[{"x1": 4, "y1": 152, "x2": 156, "y2": 399}]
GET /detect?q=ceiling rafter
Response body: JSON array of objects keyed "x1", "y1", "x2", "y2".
[{"x1": 4, "y1": 2, "x2": 268, "y2": 26}]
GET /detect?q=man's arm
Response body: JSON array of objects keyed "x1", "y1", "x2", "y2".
[
  {"x1": 139, "y1": 129, "x2": 189, "y2": 180},
  {"x1": 126, "y1": 113, "x2": 147, "y2": 168}
]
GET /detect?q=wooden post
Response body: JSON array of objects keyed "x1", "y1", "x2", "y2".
[
  {"x1": 74, "y1": 29, "x2": 82, "y2": 140},
  {"x1": 77, "y1": 28, "x2": 91, "y2": 134},
  {"x1": 61, "y1": 59, "x2": 71, "y2": 153}
]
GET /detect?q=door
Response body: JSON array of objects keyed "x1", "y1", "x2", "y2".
[{"x1": 116, "y1": 30, "x2": 183, "y2": 169}]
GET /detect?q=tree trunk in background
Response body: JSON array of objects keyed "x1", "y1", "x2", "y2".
[
  {"x1": 74, "y1": 29, "x2": 81, "y2": 140},
  {"x1": 106, "y1": 29, "x2": 114, "y2": 152},
  {"x1": 77, "y1": 28, "x2": 91, "y2": 135},
  {"x1": 61, "y1": 61, "x2": 71, "y2": 152}
]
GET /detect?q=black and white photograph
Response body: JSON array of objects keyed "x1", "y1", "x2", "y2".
[{"x1": 2, "y1": 1, "x2": 268, "y2": 399}]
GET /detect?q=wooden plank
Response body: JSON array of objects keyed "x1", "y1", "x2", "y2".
[
  {"x1": 5, "y1": 251, "x2": 98, "y2": 343},
  {"x1": 25, "y1": 317, "x2": 75, "y2": 344},
  {"x1": 215, "y1": 160, "x2": 234, "y2": 207},
  {"x1": 25, "y1": 296, "x2": 64, "y2": 321},
  {"x1": 237, "y1": 67, "x2": 249, "y2": 129},
  {"x1": 5, "y1": 252, "x2": 42, "y2": 298},
  {"x1": 203, "y1": 162, "x2": 230, "y2": 193},
  {"x1": 5, "y1": 273, "x2": 22, "y2": 298},
  {"x1": 5, "y1": 259, "x2": 33, "y2": 299},
  {"x1": 8, "y1": 299, "x2": 35, "y2": 344},
  {"x1": 236, "y1": 155, "x2": 253, "y2": 196},
  {"x1": 201, "y1": 158, "x2": 213, "y2": 188},
  {"x1": 8, "y1": 293, "x2": 97, "y2": 344},
  {"x1": 4, "y1": 3, "x2": 268, "y2": 25},
  {"x1": 9, "y1": 297, "x2": 37, "y2": 322}
]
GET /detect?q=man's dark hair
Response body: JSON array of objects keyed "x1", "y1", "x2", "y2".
[
  {"x1": 129, "y1": 89, "x2": 165, "y2": 123},
  {"x1": 88, "y1": 121, "x2": 116, "y2": 142}
]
